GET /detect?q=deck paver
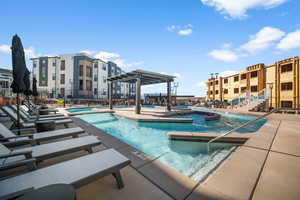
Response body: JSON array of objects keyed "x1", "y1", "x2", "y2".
[
  {"x1": 77, "y1": 166, "x2": 174, "y2": 200},
  {"x1": 271, "y1": 121, "x2": 300, "y2": 156},
  {"x1": 203, "y1": 146, "x2": 268, "y2": 200},
  {"x1": 252, "y1": 152, "x2": 300, "y2": 200},
  {"x1": 138, "y1": 159, "x2": 197, "y2": 200}
]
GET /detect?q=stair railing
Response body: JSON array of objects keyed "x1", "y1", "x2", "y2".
[{"x1": 207, "y1": 107, "x2": 300, "y2": 153}]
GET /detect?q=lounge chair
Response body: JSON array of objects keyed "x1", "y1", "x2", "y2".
[
  {"x1": 0, "y1": 123, "x2": 84, "y2": 147},
  {"x1": 24, "y1": 101, "x2": 58, "y2": 114},
  {"x1": 21, "y1": 105, "x2": 65, "y2": 117},
  {"x1": 0, "y1": 149, "x2": 130, "y2": 200},
  {"x1": 11, "y1": 105, "x2": 67, "y2": 121},
  {"x1": 0, "y1": 135, "x2": 101, "y2": 172},
  {"x1": 1, "y1": 106, "x2": 73, "y2": 129}
]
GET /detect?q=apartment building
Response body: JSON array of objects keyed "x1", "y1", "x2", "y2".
[
  {"x1": 0, "y1": 68, "x2": 13, "y2": 96},
  {"x1": 205, "y1": 57, "x2": 300, "y2": 109},
  {"x1": 31, "y1": 53, "x2": 132, "y2": 99}
]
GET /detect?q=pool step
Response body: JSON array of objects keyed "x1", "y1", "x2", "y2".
[{"x1": 168, "y1": 132, "x2": 252, "y2": 144}]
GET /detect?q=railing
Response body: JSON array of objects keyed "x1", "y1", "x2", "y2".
[{"x1": 207, "y1": 107, "x2": 300, "y2": 153}]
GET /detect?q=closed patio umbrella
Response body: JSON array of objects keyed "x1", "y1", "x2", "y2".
[
  {"x1": 32, "y1": 77, "x2": 38, "y2": 104},
  {"x1": 10, "y1": 34, "x2": 27, "y2": 129}
]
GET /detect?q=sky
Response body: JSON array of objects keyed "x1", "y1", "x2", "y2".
[{"x1": 0, "y1": 0, "x2": 300, "y2": 96}]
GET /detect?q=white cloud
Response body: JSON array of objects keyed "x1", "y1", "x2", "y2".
[
  {"x1": 196, "y1": 81, "x2": 206, "y2": 88},
  {"x1": 209, "y1": 49, "x2": 238, "y2": 62},
  {"x1": 167, "y1": 24, "x2": 193, "y2": 36},
  {"x1": 219, "y1": 70, "x2": 239, "y2": 77},
  {"x1": 24, "y1": 46, "x2": 37, "y2": 58},
  {"x1": 178, "y1": 29, "x2": 193, "y2": 36},
  {"x1": 0, "y1": 44, "x2": 37, "y2": 58},
  {"x1": 241, "y1": 27, "x2": 285, "y2": 53},
  {"x1": 113, "y1": 59, "x2": 144, "y2": 69},
  {"x1": 201, "y1": 0, "x2": 286, "y2": 19},
  {"x1": 0, "y1": 44, "x2": 11, "y2": 54},
  {"x1": 277, "y1": 29, "x2": 300, "y2": 50},
  {"x1": 94, "y1": 51, "x2": 120, "y2": 61},
  {"x1": 80, "y1": 50, "x2": 95, "y2": 55}
]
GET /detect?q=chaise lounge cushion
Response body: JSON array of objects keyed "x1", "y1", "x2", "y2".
[{"x1": 0, "y1": 149, "x2": 130, "y2": 200}]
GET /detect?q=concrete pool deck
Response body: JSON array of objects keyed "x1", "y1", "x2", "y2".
[
  {"x1": 70, "y1": 109, "x2": 300, "y2": 200},
  {"x1": 5, "y1": 106, "x2": 299, "y2": 200}
]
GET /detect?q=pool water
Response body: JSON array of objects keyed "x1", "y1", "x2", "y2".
[
  {"x1": 78, "y1": 112, "x2": 266, "y2": 181},
  {"x1": 67, "y1": 107, "x2": 96, "y2": 113}
]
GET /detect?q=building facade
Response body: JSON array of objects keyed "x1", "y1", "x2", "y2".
[
  {"x1": 0, "y1": 68, "x2": 13, "y2": 96},
  {"x1": 205, "y1": 57, "x2": 300, "y2": 109},
  {"x1": 31, "y1": 53, "x2": 132, "y2": 99}
]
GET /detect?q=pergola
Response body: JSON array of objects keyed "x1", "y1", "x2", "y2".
[{"x1": 107, "y1": 69, "x2": 176, "y2": 114}]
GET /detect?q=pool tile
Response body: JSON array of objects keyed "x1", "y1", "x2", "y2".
[{"x1": 138, "y1": 159, "x2": 197, "y2": 200}]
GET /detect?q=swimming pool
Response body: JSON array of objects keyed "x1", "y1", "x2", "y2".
[
  {"x1": 77, "y1": 112, "x2": 266, "y2": 181},
  {"x1": 67, "y1": 107, "x2": 97, "y2": 113}
]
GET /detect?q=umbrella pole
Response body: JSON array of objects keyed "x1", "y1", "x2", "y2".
[{"x1": 16, "y1": 92, "x2": 21, "y2": 135}]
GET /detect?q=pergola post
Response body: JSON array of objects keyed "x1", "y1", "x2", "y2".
[
  {"x1": 135, "y1": 78, "x2": 141, "y2": 114},
  {"x1": 167, "y1": 80, "x2": 171, "y2": 111},
  {"x1": 108, "y1": 82, "x2": 113, "y2": 110}
]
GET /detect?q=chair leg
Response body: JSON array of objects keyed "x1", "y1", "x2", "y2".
[{"x1": 112, "y1": 171, "x2": 124, "y2": 189}]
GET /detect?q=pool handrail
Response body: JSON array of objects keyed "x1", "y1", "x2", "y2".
[{"x1": 207, "y1": 107, "x2": 300, "y2": 153}]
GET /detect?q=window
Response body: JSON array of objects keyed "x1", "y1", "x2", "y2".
[
  {"x1": 60, "y1": 88, "x2": 65, "y2": 96},
  {"x1": 210, "y1": 82, "x2": 213, "y2": 86},
  {"x1": 79, "y1": 80, "x2": 83, "y2": 90},
  {"x1": 94, "y1": 64, "x2": 98, "y2": 69},
  {"x1": 60, "y1": 74, "x2": 65, "y2": 84},
  {"x1": 251, "y1": 86, "x2": 258, "y2": 92},
  {"x1": 281, "y1": 101, "x2": 292, "y2": 108},
  {"x1": 250, "y1": 71, "x2": 258, "y2": 78},
  {"x1": 86, "y1": 66, "x2": 92, "y2": 77},
  {"x1": 234, "y1": 76, "x2": 239, "y2": 82},
  {"x1": 215, "y1": 90, "x2": 219, "y2": 94},
  {"x1": 224, "y1": 78, "x2": 228, "y2": 84},
  {"x1": 215, "y1": 80, "x2": 219, "y2": 85},
  {"x1": 33, "y1": 62, "x2": 37, "y2": 68},
  {"x1": 52, "y1": 60, "x2": 56, "y2": 67},
  {"x1": 241, "y1": 87, "x2": 247, "y2": 92},
  {"x1": 52, "y1": 73, "x2": 56, "y2": 81},
  {"x1": 281, "y1": 64, "x2": 292, "y2": 73},
  {"x1": 61, "y1": 60, "x2": 65, "y2": 71},
  {"x1": 281, "y1": 82, "x2": 293, "y2": 91},
  {"x1": 210, "y1": 91, "x2": 213, "y2": 95},
  {"x1": 94, "y1": 88, "x2": 98, "y2": 95},
  {"x1": 241, "y1": 74, "x2": 247, "y2": 80},
  {"x1": 79, "y1": 65, "x2": 84, "y2": 76},
  {"x1": 224, "y1": 89, "x2": 228, "y2": 94},
  {"x1": 86, "y1": 80, "x2": 92, "y2": 90},
  {"x1": 102, "y1": 65, "x2": 106, "y2": 71},
  {"x1": 234, "y1": 88, "x2": 239, "y2": 94},
  {"x1": 94, "y1": 75, "x2": 98, "y2": 82},
  {"x1": 102, "y1": 76, "x2": 107, "y2": 83}
]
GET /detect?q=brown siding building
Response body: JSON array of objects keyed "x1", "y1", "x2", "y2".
[{"x1": 205, "y1": 57, "x2": 300, "y2": 109}]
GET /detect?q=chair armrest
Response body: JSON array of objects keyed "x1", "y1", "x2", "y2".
[
  {"x1": 0, "y1": 150, "x2": 33, "y2": 159},
  {"x1": 12, "y1": 128, "x2": 37, "y2": 134}
]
